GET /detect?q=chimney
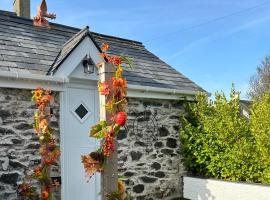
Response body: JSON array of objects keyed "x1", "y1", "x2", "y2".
[{"x1": 13, "y1": 0, "x2": 30, "y2": 18}]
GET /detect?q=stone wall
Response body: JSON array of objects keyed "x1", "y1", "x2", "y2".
[
  {"x1": 0, "y1": 88, "x2": 60, "y2": 200},
  {"x1": 0, "y1": 88, "x2": 186, "y2": 200},
  {"x1": 117, "y1": 98, "x2": 186, "y2": 200}
]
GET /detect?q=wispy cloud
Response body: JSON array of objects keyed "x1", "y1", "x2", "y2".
[{"x1": 167, "y1": 16, "x2": 270, "y2": 60}]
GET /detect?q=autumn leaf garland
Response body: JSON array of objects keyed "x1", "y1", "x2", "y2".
[
  {"x1": 19, "y1": 88, "x2": 60, "y2": 200},
  {"x1": 81, "y1": 43, "x2": 132, "y2": 199}
]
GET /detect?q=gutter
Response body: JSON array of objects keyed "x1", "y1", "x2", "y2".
[
  {"x1": 127, "y1": 84, "x2": 202, "y2": 96},
  {"x1": 0, "y1": 71, "x2": 201, "y2": 96},
  {"x1": 0, "y1": 71, "x2": 69, "y2": 84}
]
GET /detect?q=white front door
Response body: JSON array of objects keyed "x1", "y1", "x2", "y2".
[{"x1": 61, "y1": 84, "x2": 100, "y2": 200}]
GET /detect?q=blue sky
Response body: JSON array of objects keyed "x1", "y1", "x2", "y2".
[{"x1": 1, "y1": 0, "x2": 270, "y2": 99}]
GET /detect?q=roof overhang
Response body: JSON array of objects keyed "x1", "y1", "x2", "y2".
[
  {"x1": 0, "y1": 70, "x2": 201, "y2": 100},
  {"x1": 127, "y1": 84, "x2": 200, "y2": 100}
]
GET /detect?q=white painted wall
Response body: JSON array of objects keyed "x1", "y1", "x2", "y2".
[{"x1": 183, "y1": 176, "x2": 270, "y2": 200}]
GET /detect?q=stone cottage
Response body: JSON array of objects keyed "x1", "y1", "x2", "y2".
[{"x1": 0, "y1": 0, "x2": 205, "y2": 199}]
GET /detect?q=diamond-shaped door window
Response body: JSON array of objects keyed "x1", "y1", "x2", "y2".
[
  {"x1": 75, "y1": 104, "x2": 88, "y2": 119},
  {"x1": 71, "y1": 101, "x2": 91, "y2": 123}
]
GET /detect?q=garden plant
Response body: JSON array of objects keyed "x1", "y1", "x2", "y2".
[{"x1": 180, "y1": 86, "x2": 270, "y2": 184}]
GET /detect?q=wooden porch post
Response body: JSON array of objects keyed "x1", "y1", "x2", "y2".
[{"x1": 99, "y1": 62, "x2": 118, "y2": 199}]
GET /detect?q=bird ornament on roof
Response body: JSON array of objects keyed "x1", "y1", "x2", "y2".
[{"x1": 33, "y1": 0, "x2": 56, "y2": 27}]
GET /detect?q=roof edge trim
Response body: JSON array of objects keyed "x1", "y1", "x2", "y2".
[
  {"x1": 128, "y1": 84, "x2": 206, "y2": 96},
  {"x1": 0, "y1": 70, "x2": 68, "y2": 83},
  {"x1": 47, "y1": 28, "x2": 103, "y2": 75}
]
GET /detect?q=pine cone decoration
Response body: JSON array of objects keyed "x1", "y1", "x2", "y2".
[{"x1": 90, "y1": 151, "x2": 104, "y2": 163}]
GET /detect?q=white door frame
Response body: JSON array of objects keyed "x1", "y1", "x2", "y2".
[{"x1": 60, "y1": 80, "x2": 100, "y2": 200}]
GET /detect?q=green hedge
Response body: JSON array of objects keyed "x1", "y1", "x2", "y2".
[{"x1": 180, "y1": 87, "x2": 270, "y2": 184}]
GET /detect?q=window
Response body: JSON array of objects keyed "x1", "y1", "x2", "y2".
[
  {"x1": 75, "y1": 104, "x2": 88, "y2": 119},
  {"x1": 71, "y1": 101, "x2": 91, "y2": 123}
]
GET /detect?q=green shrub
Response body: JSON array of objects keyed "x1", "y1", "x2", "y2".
[
  {"x1": 180, "y1": 87, "x2": 270, "y2": 184},
  {"x1": 250, "y1": 89, "x2": 270, "y2": 183}
]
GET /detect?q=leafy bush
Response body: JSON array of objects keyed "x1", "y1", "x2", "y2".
[
  {"x1": 180, "y1": 87, "x2": 270, "y2": 184},
  {"x1": 250, "y1": 90, "x2": 270, "y2": 183}
]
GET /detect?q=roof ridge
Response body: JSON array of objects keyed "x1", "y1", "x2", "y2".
[
  {"x1": 0, "y1": 9, "x2": 80, "y2": 33},
  {"x1": 0, "y1": 10, "x2": 16, "y2": 16},
  {"x1": 0, "y1": 9, "x2": 143, "y2": 46},
  {"x1": 91, "y1": 32, "x2": 143, "y2": 46}
]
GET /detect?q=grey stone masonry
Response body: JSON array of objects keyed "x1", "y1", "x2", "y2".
[
  {"x1": 117, "y1": 98, "x2": 186, "y2": 200},
  {"x1": 0, "y1": 88, "x2": 186, "y2": 200},
  {"x1": 0, "y1": 88, "x2": 60, "y2": 200}
]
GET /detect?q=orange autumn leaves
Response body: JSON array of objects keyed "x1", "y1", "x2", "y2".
[
  {"x1": 98, "y1": 44, "x2": 127, "y2": 103},
  {"x1": 33, "y1": 88, "x2": 60, "y2": 199},
  {"x1": 101, "y1": 43, "x2": 109, "y2": 52},
  {"x1": 32, "y1": 88, "x2": 53, "y2": 112},
  {"x1": 81, "y1": 152, "x2": 104, "y2": 178},
  {"x1": 98, "y1": 77, "x2": 127, "y2": 97},
  {"x1": 112, "y1": 77, "x2": 126, "y2": 88},
  {"x1": 19, "y1": 88, "x2": 60, "y2": 200},
  {"x1": 98, "y1": 43, "x2": 122, "y2": 67},
  {"x1": 81, "y1": 150, "x2": 105, "y2": 178},
  {"x1": 97, "y1": 43, "x2": 128, "y2": 158},
  {"x1": 103, "y1": 130, "x2": 115, "y2": 157},
  {"x1": 81, "y1": 155, "x2": 102, "y2": 178},
  {"x1": 98, "y1": 81, "x2": 110, "y2": 95}
]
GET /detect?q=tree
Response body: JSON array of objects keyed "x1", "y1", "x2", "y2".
[{"x1": 248, "y1": 55, "x2": 270, "y2": 98}]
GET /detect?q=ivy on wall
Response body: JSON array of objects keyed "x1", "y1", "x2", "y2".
[{"x1": 180, "y1": 87, "x2": 270, "y2": 184}]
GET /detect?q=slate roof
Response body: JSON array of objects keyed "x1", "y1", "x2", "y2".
[
  {"x1": 240, "y1": 100, "x2": 252, "y2": 112},
  {"x1": 0, "y1": 10, "x2": 205, "y2": 93}
]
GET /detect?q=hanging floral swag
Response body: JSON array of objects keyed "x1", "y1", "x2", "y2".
[
  {"x1": 81, "y1": 43, "x2": 132, "y2": 200},
  {"x1": 19, "y1": 88, "x2": 60, "y2": 200}
]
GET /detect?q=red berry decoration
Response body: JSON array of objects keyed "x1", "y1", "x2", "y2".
[{"x1": 115, "y1": 112, "x2": 127, "y2": 126}]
